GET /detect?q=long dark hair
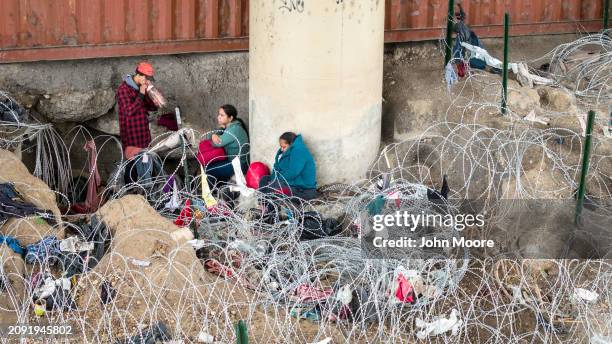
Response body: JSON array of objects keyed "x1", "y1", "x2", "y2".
[
  {"x1": 279, "y1": 132, "x2": 297, "y2": 145},
  {"x1": 220, "y1": 104, "x2": 249, "y2": 139}
]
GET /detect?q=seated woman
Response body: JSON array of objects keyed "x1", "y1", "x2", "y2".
[
  {"x1": 259, "y1": 132, "x2": 317, "y2": 200},
  {"x1": 205, "y1": 104, "x2": 249, "y2": 186}
]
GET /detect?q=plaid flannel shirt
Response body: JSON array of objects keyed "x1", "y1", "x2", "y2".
[{"x1": 116, "y1": 81, "x2": 157, "y2": 149}]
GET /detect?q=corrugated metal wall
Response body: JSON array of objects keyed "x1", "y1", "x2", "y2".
[
  {"x1": 0, "y1": 0, "x2": 249, "y2": 62},
  {"x1": 0, "y1": 0, "x2": 608, "y2": 63},
  {"x1": 385, "y1": 0, "x2": 607, "y2": 41}
]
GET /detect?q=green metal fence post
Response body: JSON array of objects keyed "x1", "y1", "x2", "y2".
[
  {"x1": 501, "y1": 12, "x2": 510, "y2": 115},
  {"x1": 235, "y1": 320, "x2": 248, "y2": 344},
  {"x1": 575, "y1": 111, "x2": 596, "y2": 225},
  {"x1": 604, "y1": 0, "x2": 610, "y2": 29},
  {"x1": 444, "y1": 0, "x2": 456, "y2": 66}
]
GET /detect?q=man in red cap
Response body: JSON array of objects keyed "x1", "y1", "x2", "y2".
[{"x1": 115, "y1": 61, "x2": 158, "y2": 159}]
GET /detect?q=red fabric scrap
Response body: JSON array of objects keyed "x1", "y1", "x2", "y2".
[
  {"x1": 174, "y1": 199, "x2": 192, "y2": 227},
  {"x1": 157, "y1": 112, "x2": 178, "y2": 131},
  {"x1": 395, "y1": 273, "x2": 415, "y2": 303},
  {"x1": 456, "y1": 61, "x2": 466, "y2": 78}
]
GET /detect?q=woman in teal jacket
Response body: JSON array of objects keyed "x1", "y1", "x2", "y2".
[
  {"x1": 206, "y1": 104, "x2": 249, "y2": 186},
  {"x1": 259, "y1": 132, "x2": 317, "y2": 200}
]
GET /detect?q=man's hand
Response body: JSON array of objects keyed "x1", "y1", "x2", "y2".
[
  {"x1": 211, "y1": 134, "x2": 221, "y2": 145},
  {"x1": 139, "y1": 82, "x2": 148, "y2": 95}
]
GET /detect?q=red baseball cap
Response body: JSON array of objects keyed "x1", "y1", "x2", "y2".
[{"x1": 136, "y1": 61, "x2": 155, "y2": 81}]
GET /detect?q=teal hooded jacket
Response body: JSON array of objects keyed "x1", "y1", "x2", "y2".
[
  {"x1": 211, "y1": 121, "x2": 249, "y2": 167},
  {"x1": 273, "y1": 134, "x2": 316, "y2": 189}
]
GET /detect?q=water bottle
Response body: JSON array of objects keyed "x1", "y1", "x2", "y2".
[{"x1": 146, "y1": 84, "x2": 167, "y2": 108}]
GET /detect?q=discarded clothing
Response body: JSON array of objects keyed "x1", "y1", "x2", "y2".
[
  {"x1": 100, "y1": 281, "x2": 117, "y2": 304},
  {"x1": 299, "y1": 212, "x2": 341, "y2": 240},
  {"x1": 199, "y1": 166, "x2": 219, "y2": 209},
  {"x1": 45, "y1": 281, "x2": 76, "y2": 311},
  {"x1": 415, "y1": 309, "x2": 462, "y2": 339},
  {"x1": 0, "y1": 235, "x2": 24, "y2": 255},
  {"x1": 427, "y1": 175, "x2": 449, "y2": 200},
  {"x1": 59, "y1": 236, "x2": 94, "y2": 253},
  {"x1": 367, "y1": 195, "x2": 386, "y2": 216},
  {"x1": 83, "y1": 140, "x2": 101, "y2": 213},
  {"x1": 25, "y1": 236, "x2": 61, "y2": 265},
  {"x1": 164, "y1": 178, "x2": 180, "y2": 211},
  {"x1": 0, "y1": 183, "x2": 56, "y2": 226},
  {"x1": 395, "y1": 273, "x2": 415, "y2": 303},
  {"x1": 347, "y1": 287, "x2": 378, "y2": 322},
  {"x1": 60, "y1": 216, "x2": 109, "y2": 277},
  {"x1": 457, "y1": 60, "x2": 466, "y2": 77},
  {"x1": 469, "y1": 57, "x2": 487, "y2": 70},
  {"x1": 291, "y1": 307, "x2": 321, "y2": 322},
  {"x1": 157, "y1": 112, "x2": 179, "y2": 131},
  {"x1": 445, "y1": 62, "x2": 459, "y2": 92},
  {"x1": 70, "y1": 140, "x2": 101, "y2": 214},
  {"x1": 174, "y1": 199, "x2": 193, "y2": 227},
  {"x1": 460, "y1": 42, "x2": 554, "y2": 87},
  {"x1": 0, "y1": 274, "x2": 6, "y2": 292},
  {"x1": 149, "y1": 128, "x2": 197, "y2": 154},
  {"x1": 0, "y1": 97, "x2": 26, "y2": 123},
  {"x1": 116, "y1": 321, "x2": 171, "y2": 344},
  {"x1": 31, "y1": 275, "x2": 74, "y2": 311},
  {"x1": 292, "y1": 284, "x2": 333, "y2": 303},
  {"x1": 162, "y1": 174, "x2": 175, "y2": 193},
  {"x1": 308, "y1": 338, "x2": 332, "y2": 344},
  {"x1": 452, "y1": 20, "x2": 486, "y2": 72},
  {"x1": 573, "y1": 287, "x2": 599, "y2": 303}
]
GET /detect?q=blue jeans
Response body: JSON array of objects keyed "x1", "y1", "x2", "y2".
[
  {"x1": 205, "y1": 160, "x2": 234, "y2": 187},
  {"x1": 205, "y1": 160, "x2": 249, "y2": 187},
  {"x1": 258, "y1": 175, "x2": 317, "y2": 201}
]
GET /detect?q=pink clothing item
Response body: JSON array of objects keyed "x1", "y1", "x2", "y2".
[
  {"x1": 293, "y1": 284, "x2": 333, "y2": 303},
  {"x1": 395, "y1": 273, "x2": 415, "y2": 303},
  {"x1": 71, "y1": 140, "x2": 101, "y2": 214}
]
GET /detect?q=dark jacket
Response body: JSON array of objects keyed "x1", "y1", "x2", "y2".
[{"x1": 272, "y1": 134, "x2": 316, "y2": 189}]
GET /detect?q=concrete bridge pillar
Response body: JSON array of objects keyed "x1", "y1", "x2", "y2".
[{"x1": 249, "y1": 0, "x2": 384, "y2": 184}]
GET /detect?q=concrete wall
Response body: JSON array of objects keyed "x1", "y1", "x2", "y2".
[
  {"x1": 0, "y1": 52, "x2": 249, "y2": 136},
  {"x1": 249, "y1": 0, "x2": 385, "y2": 185}
]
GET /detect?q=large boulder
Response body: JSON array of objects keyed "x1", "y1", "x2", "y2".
[
  {"x1": 36, "y1": 89, "x2": 115, "y2": 123},
  {"x1": 0, "y1": 149, "x2": 64, "y2": 245},
  {"x1": 85, "y1": 108, "x2": 120, "y2": 136},
  {"x1": 507, "y1": 87, "x2": 540, "y2": 116},
  {"x1": 0, "y1": 59, "x2": 114, "y2": 123},
  {"x1": 0, "y1": 245, "x2": 27, "y2": 320},
  {"x1": 537, "y1": 86, "x2": 576, "y2": 112}
]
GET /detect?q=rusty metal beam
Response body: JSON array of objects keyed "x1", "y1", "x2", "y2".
[
  {"x1": 384, "y1": 20, "x2": 604, "y2": 42},
  {"x1": 0, "y1": 37, "x2": 248, "y2": 64},
  {"x1": 0, "y1": 18, "x2": 603, "y2": 64}
]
